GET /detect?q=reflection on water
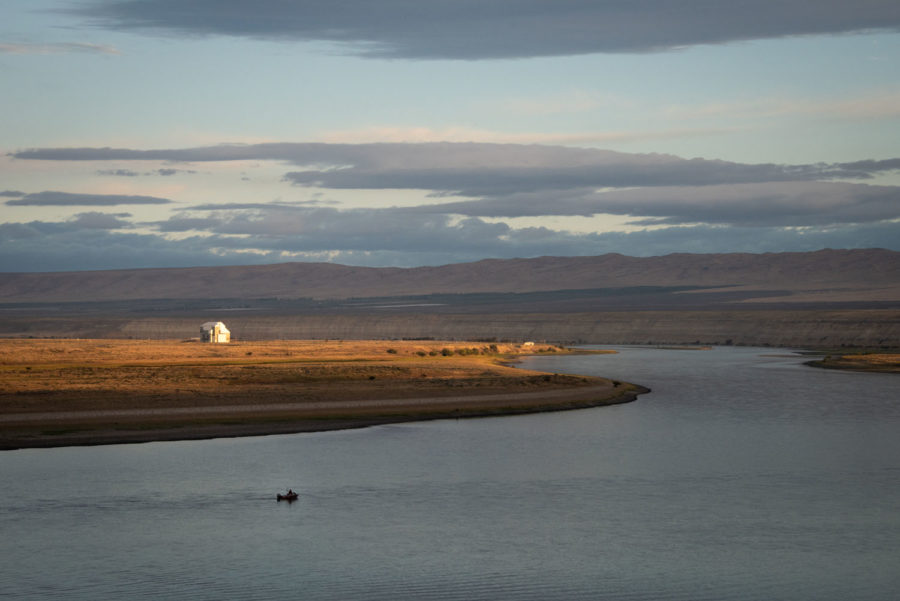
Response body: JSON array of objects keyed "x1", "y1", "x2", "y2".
[{"x1": 2, "y1": 347, "x2": 898, "y2": 600}]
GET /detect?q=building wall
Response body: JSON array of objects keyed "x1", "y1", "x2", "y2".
[{"x1": 201, "y1": 323, "x2": 229, "y2": 343}]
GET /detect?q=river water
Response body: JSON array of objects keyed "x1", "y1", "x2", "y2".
[{"x1": 1, "y1": 346, "x2": 898, "y2": 600}]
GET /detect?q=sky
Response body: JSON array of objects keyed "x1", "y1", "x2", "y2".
[{"x1": 1, "y1": 0, "x2": 899, "y2": 272}]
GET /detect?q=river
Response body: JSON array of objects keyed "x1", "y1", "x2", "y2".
[{"x1": 1, "y1": 346, "x2": 898, "y2": 600}]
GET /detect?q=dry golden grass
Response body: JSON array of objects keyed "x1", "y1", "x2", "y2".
[
  {"x1": 0, "y1": 339, "x2": 573, "y2": 410},
  {"x1": 0, "y1": 339, "x2": 641, "y2": 449},
  {"x1": 0, "y1": 338, "x2": 534, "y2": 366},
  {"x1": 815, "y1": 353, "x2": 900, "y2": 373}
]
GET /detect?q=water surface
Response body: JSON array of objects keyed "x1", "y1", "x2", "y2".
[{"x1": 1, "y1": 346, "x2": 898, "y2": 600}]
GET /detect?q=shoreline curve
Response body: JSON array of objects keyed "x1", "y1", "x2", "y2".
[{"x1": 0, "y1": 384, "x2": 649, "y2": 451}]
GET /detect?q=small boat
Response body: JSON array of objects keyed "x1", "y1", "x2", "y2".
[{"x1": 277, "y1": 491, "x2": 299, "y2": 502}]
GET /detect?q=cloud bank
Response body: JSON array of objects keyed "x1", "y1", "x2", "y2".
[
  {"x1": 11, "y1": 142, "x2": 900, "y2": 227},
  {"x1": 5, "y1": 191, "x2": 172, "y2": 206},
  {"x1": 5, "y1": 141, "x2": 899, "y2": 270},
  {"x1": 73, "y1": 0, "x2": 900, "y2": 59},
  {"x1": 410, "y1": 181, "x2": 900, "y2": 227},
  {"x1": 3, "y1": 212, "x2": 897, "y2": 272},
  {"x1": 12, "y1": 142, "x2": 899, "y2": 191}
]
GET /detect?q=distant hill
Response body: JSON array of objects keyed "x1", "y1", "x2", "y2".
[{"x1": 0, "y1": 249, "x2": 898, "y2": 304}]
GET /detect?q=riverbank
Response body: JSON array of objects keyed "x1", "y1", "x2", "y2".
[
  {"x1": 0, "y1": 339, "x2": 646, "y2": 450},
  {"x1": 805, "y1": 353, "x2": 900, "y2": 373}
]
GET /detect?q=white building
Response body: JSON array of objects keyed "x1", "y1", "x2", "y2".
[{"x1": 200, "y1": 321, "x2": 231, "y2": 343}]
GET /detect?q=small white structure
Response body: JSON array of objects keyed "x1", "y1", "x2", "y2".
[{"x1": 200, "y1": 321, "x2": 230, "y2": 343}]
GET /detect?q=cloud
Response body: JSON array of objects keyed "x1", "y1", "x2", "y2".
[
  {"x1": 96, "y1": 167, "x2": 197, "y2": 177},
  {"x1": 68, "y1": 211, "x2": 132, "y2": 229},
  {"x1": 151, "y1": 216, "x2": 223, "y2": 233},
  {"x1": 4, "y1": 211, "x2": 898, "y2": 272},
  {"x1": 11, "y1": 142, "x2": 899, "y2": 230},
  {"x1": 190, "y1": 201, "x2": 330, "y2": 210},
  {"x1": 412, "y1": 181, "x2": 900, "y2": 227},
  {"x1": 12, "y1": 142, "x2": 899, "y2": 195},
  {"x1": 157, "y1": 167, "x2": 197, "y2": 176},
  {"x1": 0, "y1": 214, "x2": 131, "y2": 241},
  {"x1": 838, "y1": 158, "x2": 900, "y2": 172},
  {"x1": 0, "y1": 225, "x2": 241, "y2": 272},
  {"x1": 97, "y1": 169, "x2": 140, "y2": 177},
  {"x1": 272, "y1": 145, "x2": 898, "y2": 199},
  {"x1": 71, "y1": 1, "x2": 900, "y2": 60},
  {"x1": 0, "y1": 42, "x2": 120, "y2": 55},
  {"x1": 0, "y1": 190, "x2": 25, "y2": 198},
  {"x1": 9, "y1": 143, "x2": 317, "y2": 162},
  {"x1": 150, "y1": 205, "x2": 507, "y2": 252},
  {"x1": 147, "y1": 200, "x2": 900, "y2": 259},
  {"x1": 5, "y1": 191, "x2": 172, "y2": 206}
]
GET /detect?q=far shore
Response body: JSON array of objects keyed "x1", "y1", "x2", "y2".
[
  {"x1": 0, "y1": 339, "x2": 646, "y2": 450},
  {"x1": 805, "y1": 352, "x2": 900, "y2": 373}
]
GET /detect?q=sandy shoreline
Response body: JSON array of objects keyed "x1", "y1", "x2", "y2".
[
  {"x1": 0, "y1": 383, "x2": 648, "y2": 450},
  {"x1": 0, "y1": 339, "x2": 645, "y2": 450}
]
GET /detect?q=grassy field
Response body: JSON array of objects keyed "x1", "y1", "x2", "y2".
[
  {"x1": 807, "y1": 352, "x2": 900, "y2": 373},
  {"x1": 0, "y1": 339, "x2": 639, "y2": 449}
]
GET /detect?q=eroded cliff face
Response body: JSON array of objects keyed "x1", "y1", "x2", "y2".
[{"x1": 3, "y1": 310, "x2": 896, "y2": 348}]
